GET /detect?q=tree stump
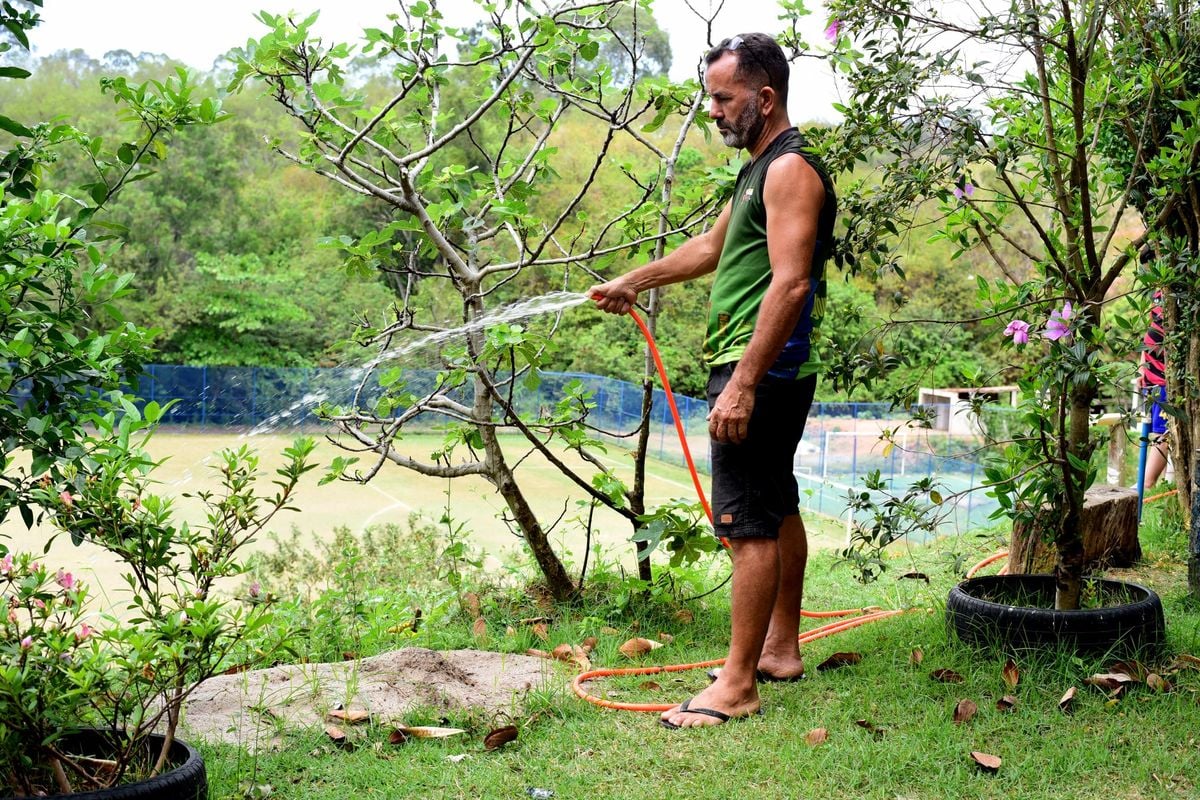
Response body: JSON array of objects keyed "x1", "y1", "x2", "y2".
[{"x1": 1008, "y1": 485, "x2": 1142, "y2": 574}]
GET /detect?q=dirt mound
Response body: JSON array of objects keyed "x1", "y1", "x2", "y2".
[{"x1": 181, "y1": 648, "x2": 554, "y2": 749}]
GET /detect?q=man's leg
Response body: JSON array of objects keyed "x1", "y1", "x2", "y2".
[
  {"x1": 757, "y1": 513, "x2": 808, "y2": 678},
  {"x1": 1145, "y1": 438, "x2": 1169, "y2": 488},
  {"x1": 660, "y1": 537, "x2": 777, "y2": 728}
]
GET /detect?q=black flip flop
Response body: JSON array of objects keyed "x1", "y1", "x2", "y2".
[
  {"x1": 660, "y1": 696, "x2": 764, "y2": 730},
  {"x1": 706, "y1": 667, "x2": 807, "y2": 684}
]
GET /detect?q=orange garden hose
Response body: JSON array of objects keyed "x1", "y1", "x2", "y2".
[{"x1": 570, "y1": 308, "x2": 914, "y2": 712}]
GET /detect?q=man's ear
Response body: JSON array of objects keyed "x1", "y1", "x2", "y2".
[{"x1": 759, "y1": 85, "x2": 779, "y2": 116}]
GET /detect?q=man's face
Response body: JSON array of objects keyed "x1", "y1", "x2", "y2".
[{"x1": 705, "y1": 52, "x2": 766, "y2": 150}]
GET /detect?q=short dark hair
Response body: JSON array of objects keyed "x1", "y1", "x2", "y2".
[{"x1": 704, "y1": 33, "x2": 789, "y2": 106}]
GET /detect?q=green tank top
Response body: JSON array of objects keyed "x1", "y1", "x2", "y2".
[{"x1": 703, "y1": 128, "x2": 836, "y2": 379}]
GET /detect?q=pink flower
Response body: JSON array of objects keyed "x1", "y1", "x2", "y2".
[
  {"x1": 0, "y1": 553, "x2": 11, "y2": 574},
  {"x1": 1044, "y1": 302, "x2": 1073, "y2": 341},
  {"x1": 7, "y1": 608, "x2": 17, "y2": 624},
  {"x1": 33, "y1": 598, "x2": 45, "y2": 611},
  {"x1": 59, "y1": 491, "x2": 74, "y2": 508},
  {"x1": 20, "y1": 635, "x2": 32, "y2": 650},
  {"x1": 55, "y1": 569, "x2": 74, "y2": 590},
  {"x1": 77, "y1": 623, "x2": 92, "y2": 641},
  {"x1": 1004, "y1": 319, "x2": 1030, "y2": 344},
  {"x1": 824, "y1": 19, "x2": 842, "y2": 41},
  {"x1": 248, "y1": 582, "x2": 261, "y2": 599},
  {"x1": 953, "y1": 183, "x2": 975, "y2": 200}
]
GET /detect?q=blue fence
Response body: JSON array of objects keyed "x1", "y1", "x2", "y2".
[{"x1": 30, "y1": 365, "x2": 1005, "y2": 537}]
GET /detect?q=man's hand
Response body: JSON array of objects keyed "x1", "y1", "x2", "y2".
[
  {"x1": 587, "y1": 279, "x2": 638, "y2": 315},
  {"x1": 708, "y1": 377, "x2": 755, "y2": 443}
]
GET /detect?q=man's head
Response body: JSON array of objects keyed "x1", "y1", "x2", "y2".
[{"x1": 703, "y1": 33, "x2": 790, "y2": 150}]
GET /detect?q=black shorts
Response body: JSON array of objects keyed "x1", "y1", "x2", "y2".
[{"x1": 707, "y1": 362, "x2": 817, "y2": 540}]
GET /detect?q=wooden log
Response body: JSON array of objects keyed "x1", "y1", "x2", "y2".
[{"x1": 1008, "y1": 485, "x2": 1142, "y2": 575}]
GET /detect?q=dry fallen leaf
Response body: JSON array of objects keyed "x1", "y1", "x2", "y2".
[
  {"x1": 472, "y1": 617, "x2": 487, "y2": 640},
  {"x1": 1085, "y1": 672, "x2": 1135, "y2": 692},
  {"x1": 953, "y1": 698, "x2": 978, "y2": 725},
  {"x1": 910, "y1": 648, "x2": 924, "y2": 666},
  {"x1": 805, "y1": 728, "x2": 828, "y2": 745},
  {"x1": 930, "y1": 668, "x2": 965, "y2": 684},
  {"x1": 393, "y1": 726, "x2": 467, "y2": 740},
  {"x1": 581, "y1": 636, "x2": 599, "y2": 653},
  {"x1": 1147, "y1": 673, "x2": 1173, "y2": 693},
  {"x1": 388, "y1": 729, "x2": 409, "y2": 745},
  {"x1": 483, "y1": 725, "x2": 518, "y2": 751},
  {"x1": 996, "y1": 695, "x2": 1018, "y2": 712},
  {"x1": 462, "y1": 592, "x2": 482, "y2": 618},
  {"x1": 817, "y1": 652, "x2": 863, "y2": 671},
  {"x1": 525, "y1": 648, "x2": 551, "y2": 659},
  {"x1": 971, "y1": 751, "x2": 1002, "y2": 773},
  {"x1": 551, "y1": 644, "x2": 574, "y2": 662},
  {"x1": 1002, "y1": 659, "x2": 1020, "y2": 689},
  {"x1": 1109, "y1": 660, "x2": 1147, "y2": 681},
  {"x1": 341, "y1": 651, "x2": 358, "y2": 661},
  {"x1": 600, "y1": 626, "x2": 621, "y2": 636},
  {"x1": 618, "y1": 637, "x2": 662, "y2": 659},
  {"x1": 899, "y1": 571, "x2": 930, "y2": 583},
  {"x1": 327, "y1": 709, "x2": 369, "y2": 724},
  {"x1": 1166, "y1": 654, "x2": 1200, "y2": 672},
  {"x1": 532, "y1": 623, "x2": 549, "y2": 642},
  {"x1": 674, "y1": 609, "x2": 695, "y2": 624},
  {"x1": 570, "y1": 645, "x2": 592, "y2": 672},
  {"x1": 639, "y1": 681, "x2": 662, "y2": 691},
  {"x1": 520, "y1": 616, "x2": 552, "y2": 626},
  {"x1": 854, "y1": 719, "x2": 886, "y2": 739},
  {"x1": 1059, "y1": 686, "x2": 1077, "y2": 713},
  {"x1": 505, "y1": 625, "x2": 516, "y2": 637},
  {"x1": 657, "y1": 632, "x2": 675, "y2": 644},
  {"x1": 325, "y1": 725, "x2": 347, "y2": 745}
]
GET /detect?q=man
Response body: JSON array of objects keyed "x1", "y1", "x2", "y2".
[{"x1": 589, "y1": 32, "x2": 837, "y2": 729}]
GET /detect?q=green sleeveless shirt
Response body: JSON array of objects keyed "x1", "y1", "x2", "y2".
[{"x1": 702, "y1": 128, "x2": 836, "y2": 379}]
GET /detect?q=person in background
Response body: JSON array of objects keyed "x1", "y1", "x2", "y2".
[
  {"x1": 589, "y1": 32, "x2": 836, "y2": 729},
  {"x1": 1141, "y1": 288, "x2": 1171, "y2": 488}
]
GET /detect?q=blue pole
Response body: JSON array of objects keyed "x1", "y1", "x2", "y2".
[{"x1": 1137, "y1": 420, "x2": 1151, "y2": 521}]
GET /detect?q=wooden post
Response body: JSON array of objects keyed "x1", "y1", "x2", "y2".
[{"x1": 1009, "y1": 485, "x2": 1142, "y2": 574}]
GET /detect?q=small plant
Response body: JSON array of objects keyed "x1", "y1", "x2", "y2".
[{"x1": 0, "y1": 421, "x2": 315, "y2": 794}]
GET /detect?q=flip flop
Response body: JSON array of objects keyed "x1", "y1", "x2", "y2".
[
  {"x1": 706, "y1": 667, "x2": 807, "y2": 684},
  {"x1": 660, "y1": 696, "x2": 764, "y2": 730}
]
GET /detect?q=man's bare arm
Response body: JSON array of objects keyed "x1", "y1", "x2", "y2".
[{"x1": 588, "y1": 204, "x2": 732, "y2": 314}]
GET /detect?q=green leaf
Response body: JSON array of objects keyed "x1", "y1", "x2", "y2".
[
  {"x1": 0, "y1": 66, "x2": 31, "y2": 79},
  {"x1": 0, "y1": 114, "x2": 32, "y2": 137}
]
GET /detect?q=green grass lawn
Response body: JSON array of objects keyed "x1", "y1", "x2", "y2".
[{"x1": 199, "y1": 499, "x2": 1200, "y2": 800}]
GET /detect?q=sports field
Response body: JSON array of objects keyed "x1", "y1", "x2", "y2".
[{"x1": 5, "y1": 430, "x2": 849, "y2": 598}]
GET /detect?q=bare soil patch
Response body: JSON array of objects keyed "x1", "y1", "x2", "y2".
[{"x1": 182, "y1": 648, "x2": 554, "y2": 749}]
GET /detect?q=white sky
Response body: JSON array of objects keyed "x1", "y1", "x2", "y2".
[{"x1": 28, "y1": 0, "x2": 841, "y2": 122}]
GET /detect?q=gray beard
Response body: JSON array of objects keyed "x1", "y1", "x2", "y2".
[{"x1": 719, "y1": 99, "x2": 765, "y2": 150}]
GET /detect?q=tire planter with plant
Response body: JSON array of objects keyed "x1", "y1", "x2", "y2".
[
  {"x1": 946, "y1": 574, "x2": 1166, "y2": 655},
  {"x1": 31, "y1": 732, "x2": 207, "y2": 800}
]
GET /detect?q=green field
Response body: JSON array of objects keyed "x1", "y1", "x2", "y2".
[{"x1": 4, "y1": 430, "x2": 849, "y2": 599}]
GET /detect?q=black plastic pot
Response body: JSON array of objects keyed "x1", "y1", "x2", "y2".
[
  {"x1": 32, "y1": 731, "x2": 207, "y2": 800},
  {"x1": 946, "y1": 574, "x2": 1166, "y2": 655}
]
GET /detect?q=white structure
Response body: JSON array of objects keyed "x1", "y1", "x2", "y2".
[{"x1": 917, "y1": 386, "x2": 1019, "y2": 435}]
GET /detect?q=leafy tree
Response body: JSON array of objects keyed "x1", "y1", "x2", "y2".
[
  {"x1": 228, "y1": 0, "x2": 764, "y2": 600},
  {"x1": 821, "y1": 0, "x2": 1166, "y2": 608}
]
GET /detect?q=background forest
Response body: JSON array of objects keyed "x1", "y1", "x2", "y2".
[{"x1": 0, "y1": 35, "x2": 1032, "y2": 402}]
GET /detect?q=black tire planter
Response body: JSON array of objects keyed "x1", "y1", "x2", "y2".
[
  {"x1": 947, "y1": 574, "x2": 1166, "y2": 656},
  {"x1": 32, "y1": 731, "x2": 207, "y2": 800}
]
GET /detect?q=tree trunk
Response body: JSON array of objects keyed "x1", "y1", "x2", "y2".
[
  {"x1": 1189, "y1": 448, "x2": 1200, "y2": 596},
  {"x1": 631, "y1": 289, "x2": 660, "y2": 584},
  {"x1": 1055, "y1": 389, "x2": 1094, "y2": 610}
]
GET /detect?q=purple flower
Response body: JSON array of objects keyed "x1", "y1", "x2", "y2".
[
  {"x1": 20, "y1": 635, "x2": 32, "y2": 650},
  {"x1": 1003, "y1": 319, "x2": 1030, "y2": 345},
  {"x1": 249, "y1": 581, "x2": 261, "y2": 599},
  {"x1": 953, "y1": 183, "x2": 975, "y2": 200},
  {"x1": 1044, "y1": 302, "x2": 1073, "y2": 342},
  {"x1": 77, "y1": 623, "x2": 92, "y2": 641},
  {"x1": 825, "y1": 19, "x2": 842, "y2": 42},
  {"x1": 0, "y1": 554, "x2": 11, "y2": 574}
]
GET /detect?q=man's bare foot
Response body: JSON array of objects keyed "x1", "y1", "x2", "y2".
[
  {"x1": 707, "y1": 654, "x2": 805, "y2": 683},
  {"x1": 660, "y1": 682, "x2": 761, "y2": 729}
]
